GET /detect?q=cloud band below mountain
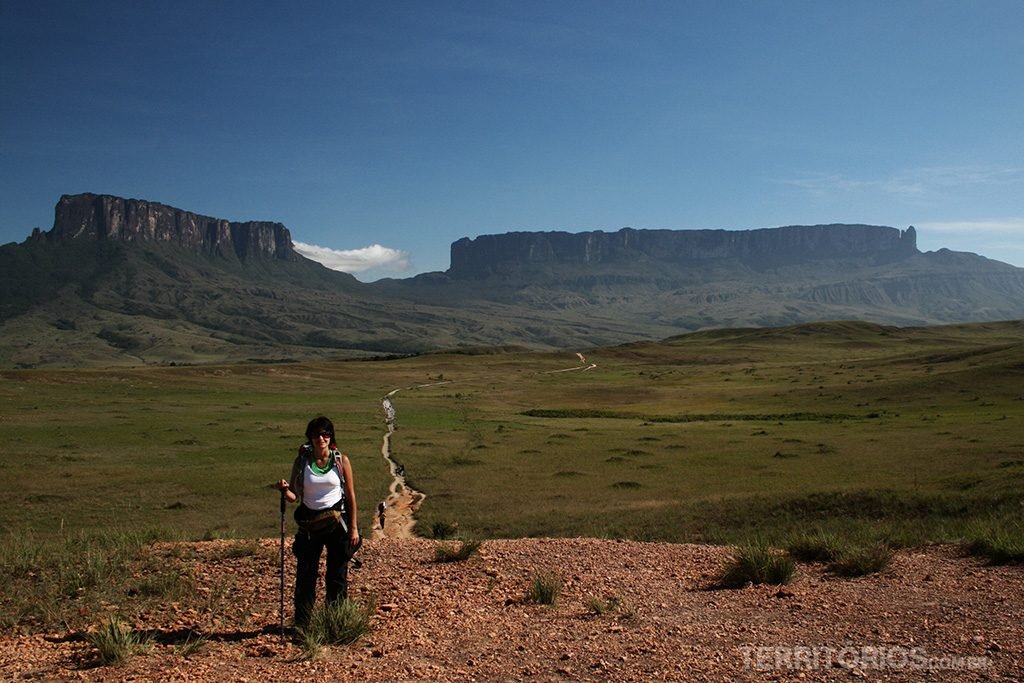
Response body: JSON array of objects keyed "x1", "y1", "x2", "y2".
[{"x1": 293, "y1": 241, "x2": 410, "y2": 274}]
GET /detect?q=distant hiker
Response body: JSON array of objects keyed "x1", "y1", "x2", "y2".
[
  {"x1": 274, "y1": 415, "x2": 361, "y2": 628},
  {"x1": 377, "y1": 501, "x2": 387, "y2": 528}
]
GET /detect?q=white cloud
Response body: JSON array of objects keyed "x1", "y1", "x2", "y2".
[{"x1": 293, "y1": 241, "x2": 411, "y2": 274}]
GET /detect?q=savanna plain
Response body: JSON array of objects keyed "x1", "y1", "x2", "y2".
[{"x1": 1, "y1": 320, "x2": 1022, "y2": 681}]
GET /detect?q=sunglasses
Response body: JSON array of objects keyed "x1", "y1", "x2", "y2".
[{"x1": 315, "y1": 431, "x2": 333, "y2": 440}]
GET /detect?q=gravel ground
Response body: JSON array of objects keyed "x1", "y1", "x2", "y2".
[{"x1": 2, "y1": 538, "x2": 1020, "y2": 681}]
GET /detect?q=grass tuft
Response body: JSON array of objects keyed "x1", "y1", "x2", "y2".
[
  {"x1": 87, "y1": 617, "x2": 151, "y2": 665},
  {"x1": 828, "y1": 543, "x2": 894, "y2": 577},
  {"x1": 176, "y1": 632, "x2": 208, "y2": 658},
  {"x1": 430, "y1": 521, "x2": 460, "y2": 540},
  {"x1": 585, "y1": 594, "x2": 638, "y2": 620},
  {"x1": 964, "y1": 522, "x2": 1024, "y2": 564},
  {"x1": 717, "y1": 542, "x2": 795, "y2": 588},
  {"x1": 219, "y1": 540, "x2": 263, "y2": 559},
  {"x1": 433, "y1": 539, "x2": 482, "y2": 563},
  {"x1": 527, "y1": 572, "x2": 562, "y2": 605},
  {"x1": 786, "y1": 530, "x2": 847, "y2": 563},
  {"x1": 299, "y1": 599, "x2": 373, "y2": 658}
]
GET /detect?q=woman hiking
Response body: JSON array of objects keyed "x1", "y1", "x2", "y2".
[{"x1": 275, "y1": 416, "x2": 360, "y2": 628}]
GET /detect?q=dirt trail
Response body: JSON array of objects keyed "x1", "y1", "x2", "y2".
[
  {"x1": 371, "y1": 356, "x2": 587, "y2": 539},
  {"x1": 547, "y1": 351, "x2": 597, "y2": 373},
  {"x1": 371, "y1": 383, "x2": 451, "y2": 540}
]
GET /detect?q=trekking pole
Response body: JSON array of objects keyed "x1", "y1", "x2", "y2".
[{"x1": 279, "y1": 487, "x2": 286, "y2": 641}]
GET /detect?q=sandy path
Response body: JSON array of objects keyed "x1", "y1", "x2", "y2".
[
  {"x1": 547, "y1": 351, "x2": 597, "y2": 373},
  {"x1": 371, "y1": 383, "x2": 451, "y2": 539}
]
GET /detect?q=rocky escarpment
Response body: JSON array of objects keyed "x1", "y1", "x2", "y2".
[
  {"x1": 31, "y1": 193, "x2": 298, "y2": 262},
  {"x1": 448, "y1": 224, "x2": 919, "y2": 278}
]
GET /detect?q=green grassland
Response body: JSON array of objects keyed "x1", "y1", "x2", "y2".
[
  {"x1": 398, "y1": 321, "x2": 1024, "y2": 545},
  {"x1": 1, "y1": 320, "x2": 1022, "y2": 548}
]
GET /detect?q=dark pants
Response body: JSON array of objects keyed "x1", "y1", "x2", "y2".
[{"x1": 292, "y1": 524, "x2": 352, "y2": 627}]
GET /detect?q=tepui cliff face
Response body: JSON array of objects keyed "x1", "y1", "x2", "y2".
[
  {"x1": 448, "y1": 224, "x2": 918, "y2": 278},
  {"x1": 32, "y1": 193, "x2": 298, "y2": 262},
  {"x1": 5, "y1": 191, "x2": 1024, "y2": 368}
]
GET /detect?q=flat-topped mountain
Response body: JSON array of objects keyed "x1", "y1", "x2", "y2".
[
  {"x1": 449, "y1": 224, "x2": 918, "y2": 278},
  {"x1": 2, "y1": 193, "x2": 1024, "y2": 367},
  {"x1": 35, "y1": 193, "x2": 297, "y2": 262}
]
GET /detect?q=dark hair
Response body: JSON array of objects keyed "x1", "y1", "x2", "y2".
[{"x1": 305, "y1": 416, "x2": 336, "y2": 447}]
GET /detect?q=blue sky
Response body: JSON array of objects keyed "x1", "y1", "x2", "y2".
[{"x1": 2, "y1": 1, "x2": 1023, "y2": 280}]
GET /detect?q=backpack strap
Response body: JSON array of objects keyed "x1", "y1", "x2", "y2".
[{"x1": 325, "y1": 447, "x2": 345, "y2": 486}]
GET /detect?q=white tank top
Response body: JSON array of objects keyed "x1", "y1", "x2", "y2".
[{"x1": 303, "y1": 459, "x2": 344, "y2": 510}]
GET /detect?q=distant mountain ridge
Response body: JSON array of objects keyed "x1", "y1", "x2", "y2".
[
  {"x1": 2, "y1": 192, "x2": 1024, "y2": 368},
  {"x1": 449, "y1": 224, "x2": 918, "y2": 278}
]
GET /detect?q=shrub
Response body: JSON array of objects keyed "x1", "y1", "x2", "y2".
[
  {"x1": 527, "y1": 572, "x2": 562, "y2": 605},
  {"x1": 433, "y1": 540, "x2": 482, "y2": 563},
  {"x1": 87, "y1": 617, "x2": 151, "y2": 665},
  {"x1": 717, "y1": 542, "x2": 795, "y2": 588},
  {"x1": 300, "y1": 599, "x2": 373, "y2": 657},
  {"x1": 829, "y1": 543, "x2": 893, "y2": 577}
]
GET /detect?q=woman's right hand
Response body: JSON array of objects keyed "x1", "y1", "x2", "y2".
[{"x1": 275, "y1": 479, "x2": 289, "y2": 491}]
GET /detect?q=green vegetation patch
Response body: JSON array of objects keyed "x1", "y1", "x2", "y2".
[
  {"x1": 964, "y1": 520, "x2": 1024, "y2": 564},
  {"x1": 521, "y1": 408, "x2": 864, "y2": 422}
]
